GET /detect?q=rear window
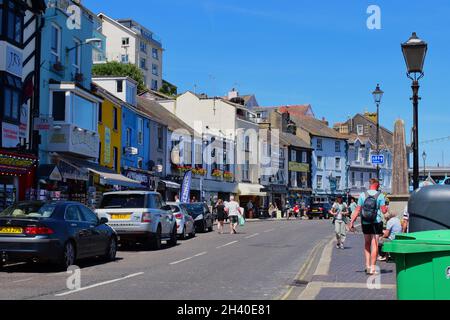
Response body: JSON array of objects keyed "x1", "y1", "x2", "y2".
[
  {"x1": 100, "y1": 194, "x2": 146, "y2": 209},
  {"x1": 0, "y1": 202, "x2": 56, "y2": 218},
  {"x1": 182, "y1": 204, "x2": 204, "y2": 216}
]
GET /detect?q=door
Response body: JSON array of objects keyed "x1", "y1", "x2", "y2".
[
  {"x1": 79, "y1": 205, "x2": 108, "y2": 256},
  {"x1": 64, "y1": 205, "x2": 90, "y2": 258}
]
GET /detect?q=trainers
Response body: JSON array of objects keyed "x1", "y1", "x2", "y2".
[
  {"x1": 339, "y1": 244, "x2": 345, "y2": 250},
  {"x1": 336, "y1": 244, "x2": 340, "y2": 249},
  {"x1": 377, "y1": 256, "x2": 387, "y2": 262}
]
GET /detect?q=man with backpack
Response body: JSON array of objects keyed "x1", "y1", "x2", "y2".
[{"x1": 349, "y1": 178, "x2": 388, "y2": 275}]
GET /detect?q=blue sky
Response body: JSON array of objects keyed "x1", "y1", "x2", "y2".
[{"x1": 84, "y1": 0, "x2": 450, "y2": 166}]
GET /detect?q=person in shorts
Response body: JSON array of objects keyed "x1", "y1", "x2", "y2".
[
  {"x1": 225, "y1": 196, "x2": 242, "y2": 234},
  {"x1": 349, "y1": 178, "x2": 388, "y2": 275}
]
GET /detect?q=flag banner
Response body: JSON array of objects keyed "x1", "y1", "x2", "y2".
[{"x1": 180, "y1": 170, "x2": 192, "y2": 203}]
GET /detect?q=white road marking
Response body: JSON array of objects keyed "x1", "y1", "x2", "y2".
[
  {"x1": 245, "y1": 233, "x2": 259, "y2": 239},
  {"x1": 169, "y1": 252, "x2": 207, "y2": 265},
  {"x1": 216, "y1": 241, "x2": 238, "y2": 249},
  {"x1": 12, "y1": 277, "x2": 33, "y2": 284},
  {"x1": 55, "y1": 272, "x2": 144, "y2": 297},
  {"x1": 264, "y1": 228, "x2": 275, "y2": 233},
  {"x1": 3, "y1": 262, "x2": 26, "y2": 268}
]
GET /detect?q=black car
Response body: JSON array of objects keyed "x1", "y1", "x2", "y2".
[
  {"x1": 0, "y1": 201, "x2": 117, "y2": 270},
  {"x1": 181, "y1": 203, "x2": 214, "y2": 233},
  {"x1": 307, "y1": 203, "x2": 333, "y2": 219}
]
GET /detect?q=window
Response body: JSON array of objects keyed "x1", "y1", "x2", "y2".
[
  {"x1": 152, "y1": 64, "x2": 159, "y2": 76},
  {"x1": 121, "y1": 54, "x2": 129, "y2": 63},
  {"x1": 113, "y1": 147, "x2": 118, "y2": 172},
  {"x1": 335, "y1": 158, "x2": 341, "y2": 170},
  {"x1": 122, "y1": 37, "x2": 129, "y2": 46},
  {"x1": 126, "y1": 128, "x2": 131, "y2": 147},
  {"x1": 243, "y1": 160, "x2": 250, "y2": 181},
  {"x1": 316, "y1": 139, "x2": 323, "y2": 151},
  {"x1": 317, "y1": 156, "x2": 323, "y2": 169},
  {"x1": 360, "y1": 172, "x2": 364, "y2": 184},
  {"x1": 79, "y1": 206, "x2": 98, "y2": 224},
  {"x1": 152, "y1": 48, "x2": 159, "y2": 59},
  {"x1": 98, "y1": 103, "x2": 102, "y2": 123},
  {"x1": 183, "y1": 139, "x2": 192, "y2": 166},
  {"x1": 71, "y1": 38, "x2": 81, "y2": 76},
  {"x1": 3, "y1": 1, "x2": 23, "y2": 44},
  {"x1": 336, "y1": 176, "x2": 341, "y2": 189},
  {"x1": 65, "y1": 206, "x2": 82, "y2": 222},
  {"x1": 50, "y1": 24, "x2": 61, "y2": 65},
  {"x1": 302, "y1": 152, "x2": 307, "y2": 163},
  {"x1": 117, "y1": 80, "x2": 123, "y2": 93},
  {"x1": 317, "y1": 175, "x2": 323, "y2": 189},
  {"x1": 151, "y1": 79, "x2": 158, "y2": 91},
  {"x1": 195, "y1": 144, "x2": 203, "y2": 166},
  {"x1": 157, "y1": 126, "x2": 163, "y2": 150},
  {"x1": 140, "y1": 41, "x2": 147, "y2": 53},
  {"x1": 113, "y1": 107, "x2": 118, "y2": 130},
  {"x1": 149, "y1": 194, "x2": 163, "y2": 209},
  {"x1": 52, "y1": 91, "x2": 66, "y2": 121},
  {"x1": 357, "y1": 125, "x2": 364, "y2": 136},
  {"x1": 290, "y1": 150, "x2": 297, "y2": 161},
  {"x1": 351, "y1": 172, "x2": 355, "y2": 186},
  {"x1": 126, "y1": 83, "x2": 136, "y2": 105},
  {"x1": 2, "y1": 75, "x2": 22, "y2": 122},
  {"x1": 137, "y1": 157, "x2": 143, "y2": 169},
  {"x1": 280, "y1": 148, "x2": 285, "y2": 159},
  {"x1": 290, "y1": 171, "x2": 297, "y2": 188},
  {"x1": 244, "y1": 136, "x2": 250, "y2": 152},
  {"x1": 140, "y1": 57, "x2": 146, "y2": 70},
  {"x1": 137, "y1": 118, "x2": 143, "y2": 145},
  {"x1": 71, "y1": 94, "x2": 96, "y2": 131},
  {"x1": 335, "y1": 141, "x2": 341, "y2": 152}
]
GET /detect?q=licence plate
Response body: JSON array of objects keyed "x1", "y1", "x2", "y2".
[
  {"x1": 0, "y1": 227, "x2": 23, "y2": 234},
  {"x1": 110, "y1": 214, "x2": 131, "y2": 220},
  {"x1": 312, "y1": 210, "x2": 319, "y2": 213}
]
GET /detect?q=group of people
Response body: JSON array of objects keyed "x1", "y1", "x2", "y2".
[
  {"x1": 268, "y1": 201, "x2": 306, "y2": 219},
  {"x1": 215, "y1": 196, "x2": 244, "y2": 235},
  {"x1": 329, "y1": 178, "x2": 405, "y2": 275}
]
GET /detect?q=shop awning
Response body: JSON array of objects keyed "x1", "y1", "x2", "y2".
[
  {"x1": 88, "y1": 169, "x2": 143, "y2": 189},
  {"x1": 236, "y1": 183, "x2": 267, "y2": 196},
  {"x1": 159, "y1": 180, "x2": 181, "y2": 190}
]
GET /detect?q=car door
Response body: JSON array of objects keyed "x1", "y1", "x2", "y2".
[
  {"x1": 64, "y1": 205, "x2": 90, "y2": 258},
  {"x1": 157, "y1": 196, "x2": 173, "y2": 236},
  {"x1": 79, "y1": 205, "x2": 108, "y2": 256},
  {"x1": 183, "y1": 207, "x2": 194, "y2": 234}
]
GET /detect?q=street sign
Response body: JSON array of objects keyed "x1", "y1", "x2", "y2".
[{"x1": 371, "y1": 155, "x2": 385, "y2": 165}]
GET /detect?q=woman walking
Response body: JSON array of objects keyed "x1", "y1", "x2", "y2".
[
  {"x1": 330, "y1": 196, "x2": 349, "y2": 249},
  {"x1": 215, "y1": 199, "x2": 226, "y2": 234}
]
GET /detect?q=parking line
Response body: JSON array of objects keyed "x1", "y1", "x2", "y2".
[
  {"x1": 55, "y1": 272, "x2": 144, "y2": 297},
  {"x1": 12, "y1": 277, "x2": 33, "y2": 284},
  {"x1": 216, "y1": 241, "x2": 238, "y2": 249},
  {"x1": 264, "y1": 228, "x2": 275, "y2": 233},
  {"x1": 245, "y1": 233, "x2": 259, "y2": 239},
  {"x1": 169, "y1": 252, "x2": 207, "y2": 265}
]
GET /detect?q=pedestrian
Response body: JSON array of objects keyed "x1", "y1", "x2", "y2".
[
  {"x1": 247, "y1": 200, "x2": 254, "y2": 218},
  {"x1": 269, "y1": 202, "x2": 277, "y2": 219},
  {"x1": 215, "y1": 199, "x2": 226, "y2": 234},
  {"x1": 284, "y1": 201, "x2": 292, "y2": 220},
  {"x1": 293, "y1": 203, "x2": 300, "y2": 219},
  {"x1": 191, "y1": 196, "x2": 197, "y2": 203},
  {"x1": 330, "y1": 195, "x2": 349, "y2": 249},
  {"x1": 378, "y1": 210, "x2": 403, "y2": 261},
  {"x1": 348, "y1": 197, "x2": 357, "y2": 215},
  {"x1": 349, "y1": 178, "x2": 388, "y2": 275},
  {"x1": 401, "y1": 204, "x2": 409, "y2": 233},
  {"x1": 300, "y1": 201, "x2": 306, "y2": 218},
  {"x1": 224, "y1": 196, "x2": 242, "y2": 234},
  {"x1": 174, "y1": 194, "x2": 180, "y2": 203}
]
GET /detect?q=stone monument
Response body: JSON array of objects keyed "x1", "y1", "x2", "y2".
[{"x1": 389, "y1": 119, "x2": 410, "y2": 216}]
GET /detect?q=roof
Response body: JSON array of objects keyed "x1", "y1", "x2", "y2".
[
  {"x1": 279, "y1": 132, "x2": 312, "y2": 149},
  {"x1": 357, "y1": 113, "x2": 394, "y2": 135},
  {"x1": 255, "y1": 105, "x2": 315, "y2": 118},
  {"x1": 137, "y1": 96, "x2": 198, "y2": 135},
  {"x1": 294, "y1": 116, "x2": 348, "y2": 140}
]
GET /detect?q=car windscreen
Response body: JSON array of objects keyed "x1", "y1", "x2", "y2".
[
  {"x1": 181, "y1": 204, "x2": 204, "y2": 216},
  {"x1": 0, "y1": 202, "x2": 56, "y2": 219},
  {"x1": 100, "y1": 194, "x2": 146, "y2": 209}
]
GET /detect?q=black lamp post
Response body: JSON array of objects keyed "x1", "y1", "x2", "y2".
[
  {"x1": 422, "y1": 151, "x2": 427, "y2": 179},
  {"x1": 402, "y1": 32, "x2": 428, "y2": 191},
  {"x1": 372, "y1": 84, "x2": 384, "y2": 180}
]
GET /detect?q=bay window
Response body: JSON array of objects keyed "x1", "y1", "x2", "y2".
[{"x1": 2, "y1": 73, "x2": 21, "y2": 122}]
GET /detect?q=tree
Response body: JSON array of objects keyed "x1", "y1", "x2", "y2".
[{"x1": 92, "y1": 61, "x2": 146, "y2": 93}]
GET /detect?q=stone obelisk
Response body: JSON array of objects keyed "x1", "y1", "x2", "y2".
[{"x1": 389, "y1": 119, "x2": 410, "y2": 216}]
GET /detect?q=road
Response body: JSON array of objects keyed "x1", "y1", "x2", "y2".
[{"x1": 0, "y1": 219, "x2": 333, "y2": 300}]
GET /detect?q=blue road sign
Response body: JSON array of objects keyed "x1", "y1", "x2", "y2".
[{"x1": 371, "y1": 155, "x2": 385, "y2": 165}]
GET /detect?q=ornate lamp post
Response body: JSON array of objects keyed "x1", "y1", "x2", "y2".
[
  {"x1": 401, "y1": 32, "x2": 428, "y2": 190},
  {"x1": 372, "y1": 84, "x2": 384, "y2": 180}
]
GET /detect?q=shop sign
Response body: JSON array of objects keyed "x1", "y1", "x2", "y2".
[
  {"x1": 34, "y1": 117, "x2": 54, "y2": 131},
  {"x1": 2, "y1": 122, "x2": 20, "y2": 148},
  {"x1": 58, "y1": 161, "x2": 88, "y2": 181},
  {"x1": 288, "y1": 162, "x2": 309, "y2": 173},
  {"x1": 104, "y1": 127, "x2": 111, "y2": 164},
  {"x1": 125, "y1": 170, "x2": 149, "y2": 186},
  {"x1": 6, "y1": 45, "x2": 23, "y2": 77},
  {"x1": 0, "y1": 153, "x2": 35, "y2": 169}
]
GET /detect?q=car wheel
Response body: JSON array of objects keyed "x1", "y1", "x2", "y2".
[
  {"x1": 168, "y1": 226, "x2": 178, "y2": 246},
  {"x1": 59, "y1": 241, "x2": 76, "y2": 270},
  {"x1": 148, "y1": 226, "x2": 162, "y2": 251},
  {"x1": 180, "y1": 225, "x2": 188, "y2": 240},
  {"x1": 190, "y1": 225, "x2": 196, "y2": 238},
  {"x1": 208, "y1": 219, "x2": 213, "y2": 232},
  {"x1": 103, "y1": 237, "x2": 117, "y2": 262}
]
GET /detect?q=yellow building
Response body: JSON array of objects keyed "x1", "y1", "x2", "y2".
[{"x1": 93, "y1": 84, "x2": 122, "y2": 173}]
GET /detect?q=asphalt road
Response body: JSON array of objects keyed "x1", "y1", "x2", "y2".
[{"x1": 0, "y1": 219, "x2": 333, "y2": 300}]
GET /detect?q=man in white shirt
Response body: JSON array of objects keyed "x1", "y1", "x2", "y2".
[{"x1": 225, "y1": 196, "x2": 242, "y2": 234}]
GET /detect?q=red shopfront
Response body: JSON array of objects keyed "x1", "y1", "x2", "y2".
[{"x1": 0, "y1": 150, "x2": 37, "y2": 210}]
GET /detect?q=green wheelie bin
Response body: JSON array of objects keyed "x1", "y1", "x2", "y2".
[{"x1": 383, "y1": 230, "x2": 450, "y2": 300}]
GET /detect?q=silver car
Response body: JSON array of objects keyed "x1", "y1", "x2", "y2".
[
  {"x1": 95, "y1": 191, "x2": 177, "y2": 250},
  {"x1": 166, "y1": 202, "x2": 196, "y2": 239}
]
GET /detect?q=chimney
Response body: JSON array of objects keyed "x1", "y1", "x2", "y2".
[
  {"x1": 228, "y1": 88, "x2": 238, "y2": 100},
  {"x1": 321, "y1": 117, "x2": 329, "y2": 126}
]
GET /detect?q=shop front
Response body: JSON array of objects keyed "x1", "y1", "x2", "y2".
[
  {"x1": 288, "y1": 188, "x2": 313, "y2": 208},
  {"x1": 158, "y1": 179, "x2": 181, "y2": 202},
  {"x1": 264, "y1": 184, "x2": 288, "y2": 210},
  {"x1": 0, "y1": 151, "x2": 37, "y2": 210},
  {"x1": 236, "y1": 183, "x2": 267, "y2": 218}
]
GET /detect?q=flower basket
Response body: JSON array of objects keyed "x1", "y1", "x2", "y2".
[
  {"x1": 212, "y1": 169, "x2": 223, "y2": 178},
  {"x1": 223, "y1": 171, "x2": 233, "y2": 180},
  {"x1": 192, "y1": 168, "x2": 207, "y2": 176},
  {"x1": 176, "y1": 165, "x2": 192, "y2": 174}
]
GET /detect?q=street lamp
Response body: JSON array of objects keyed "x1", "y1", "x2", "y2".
[
  {"x1": 402, "y1": 32, "x2": 428, "y2": 190},
  {"x1": 372, "y1": 84, "x2": 384, "y2": 180},
  {"x1": 422, "y1": 151, "x2": 427, "y2": 179}
]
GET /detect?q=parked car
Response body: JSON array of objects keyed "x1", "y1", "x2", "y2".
[
  {"x1": 96, "y1": 191, "x2": 177, "y2": 250},
  {"x1": 183, "y1": 203, "x2": 214, "y2": 233},
  {"x1": 307, "y1": 203, "x2": 332, "y2": 220},
  {"x1": 166, "y1": 202, "x2": 196, "y2": 239},
  {"x1": 0, "y1": 201, "x2": 117, "y2": 270}
]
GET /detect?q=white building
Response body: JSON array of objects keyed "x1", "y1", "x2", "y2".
[{"x1": 98, "y1": 13, "x2": 163, "y2": 91}]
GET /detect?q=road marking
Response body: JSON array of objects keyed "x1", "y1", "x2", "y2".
[
  {"x1": 264, "y1": 228, "x2": 275, "y2": 233},
  {"x1": 12, "y1": 277, "x2": 33, "y2": 284},
  {"x1": 245, "y1": 233, "x2": 259, "y2": 239},
  {"x1": 169, "y1": 252, "x2": 207, "y2": 265},
  {"x1": 3, "y1": 262, "x2": 26, "y2": 268},
  {"x1": 55, "y1": 272, "x2": 144, "y2": 297},
  {"x1": 216, "y1": 241, "x2": 238, "y2": 249}
]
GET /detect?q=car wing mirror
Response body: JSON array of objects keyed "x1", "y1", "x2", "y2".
[{"x1": 99, "y1": 217, "x2": 109, "y2": 225}]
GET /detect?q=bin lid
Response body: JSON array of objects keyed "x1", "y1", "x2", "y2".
[{"x1": 383, "y1": 230, "x2": 450, "y2": 254}]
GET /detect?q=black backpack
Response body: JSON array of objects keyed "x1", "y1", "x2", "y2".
[{"x1": 361, "y1": 191, "x2": 381, "y2": 223}]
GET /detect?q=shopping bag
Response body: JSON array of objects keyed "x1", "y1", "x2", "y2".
[{"x1": 238, "y1": 214, "x2": 245, "y2": 226}]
